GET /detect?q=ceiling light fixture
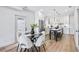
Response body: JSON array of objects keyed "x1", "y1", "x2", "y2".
[{"x1": 68, "y1": 6, "x2": 72, "y2": 8}]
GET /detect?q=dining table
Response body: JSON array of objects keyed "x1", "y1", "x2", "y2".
[
  {"x1": 49, "y1": 27, "x2": 63, "y2": 41},
  {"x1": 25, "y1": 32, "x2": 42, "y2": 41}
]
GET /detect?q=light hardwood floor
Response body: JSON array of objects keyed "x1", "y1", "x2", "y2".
[
  {"x1": 45, "y1": 35, "x2": 77, "y2": 52},
  {"x1": 0, "y1": 34, "x2": 77, "y2": 52}
]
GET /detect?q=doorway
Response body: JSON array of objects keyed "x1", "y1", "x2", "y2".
[{"x1": 15, "y1": 15, "x2": 26, "y2": 42}]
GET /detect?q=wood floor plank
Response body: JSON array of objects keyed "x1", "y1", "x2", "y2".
[
  {"x1": 0, "y1": 34, "x2": 77, "y2": 52},
  {"x1": 46, "y1": 35, "x2": 77, "y2": 52}
]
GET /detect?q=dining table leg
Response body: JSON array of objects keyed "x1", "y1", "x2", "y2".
[
  {"x1": 56, "y1": 36, "x2": 57, "y2": 42},
  {"x1": 54, "y1": 31, "x2": 58, "y2": 42},
  {"x1": 49, "y1": 30, "x2": 51, "y2": 39}
]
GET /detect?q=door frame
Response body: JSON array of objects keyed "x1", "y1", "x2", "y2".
[{"x1": 15, "y1": 15, "x2": 26, "y2": 42}]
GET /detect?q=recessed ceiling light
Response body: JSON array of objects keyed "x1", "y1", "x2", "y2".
[
  {"x1": 23, "y1": 6, "x2": 28, "y2": 10},
  {"x1": 68, "y1": 6, "x2": 72, "y2": 8}
]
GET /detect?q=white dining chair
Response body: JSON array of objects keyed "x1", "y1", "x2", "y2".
[
  {"x1": 41, "y1": 31, "x2": 45, "y2": 36},
  {"x1": 34, "y1": 27, "x2": 39, "y2": 34},
  {"x1": 34, "y1": 31, "x2": 46, "y2": 52},
  {"x1": 57, "y1": 28, "x2": 63, "y2": 38},
  {"x1": 17, "y1": 33, "x2": 33, "y2": 52}
]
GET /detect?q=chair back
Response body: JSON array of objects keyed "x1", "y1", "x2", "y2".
[
  {"x1": 34, "y1": 27, "x2": 39, "y2": 34},
  {"x1": 41, "y1": 31, "x2": 45, "y2": 36},
  {"x1": 35, "y1": 33, "x2": 45, "y2": 47},
  {"x1": 57, "y1": 28, "x2": 62, "y2": 33},
  {"x1": 18, "y1": 34, "x2": 33, "y2": 49}
]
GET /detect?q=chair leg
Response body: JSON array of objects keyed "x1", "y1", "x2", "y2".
[
  {"x1": 27, "y1": 49, "x2": 29, "y2": 52},
  {"x1": 20, "y1": 48, "x2": 22, "y2": 52},
  {"x1": 43, "y1": 45, "x2": 46, "y2": 52},
  {"x1": 23, "y1": 48, "x2": 30, "y2": 52},
  {"x1": 17, "y1": 44, "x2": 19, "y2": 52},
  {"x1": 34, "y1": 45, "x2": 38, "y2": 52},
  {"x1": 38, "y1": 47, "x2": 40, "y2": 52},
  {"x1": 24, "y1": 48, "x2": 27, "y2": 52},
  {"x1": 31, "y1": 47, "x2": 34, "y2": 52}
]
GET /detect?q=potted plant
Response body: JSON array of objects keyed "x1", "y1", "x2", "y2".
[
  {"x1": 30, "y1": 24, "x2": 38, "y2": 34},
  {"x1": 30, "y1": 24, "x2": 38, "y2": 42}
]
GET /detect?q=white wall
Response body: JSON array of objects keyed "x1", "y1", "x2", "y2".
[
  {"x1": 0, "y1": 7, "x2": 34, "y2": 47},
  {"x1": 35, "y1": 11, "x2": 39, "y2": 25},
  {"x1": 74, "y1": 7, "x2": 79, "y2": 50}
]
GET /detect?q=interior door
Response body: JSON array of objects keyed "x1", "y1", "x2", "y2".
[{"x1": 15, "y1": 15, "x2": 26, "y2": 42}]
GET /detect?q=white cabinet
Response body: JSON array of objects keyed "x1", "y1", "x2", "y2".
[{"x1": 63, "y1": 27, "x2": 69, "y2": 34}]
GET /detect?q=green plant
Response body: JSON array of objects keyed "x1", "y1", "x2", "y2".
[{"x1": 30, "y1": 24, "x2": 38, "y2": 29}]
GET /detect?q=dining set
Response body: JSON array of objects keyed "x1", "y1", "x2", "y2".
[
  {"x1": 49, "y1": 25, "x2": 63, "y2": 41},
  {"x1": 17, "y1": 27, "x2": 46, "y2": 52}
]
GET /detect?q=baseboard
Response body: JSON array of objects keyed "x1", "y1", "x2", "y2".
[{"x1": 0, "y1": 42, "x2": 16, "y2": 50}]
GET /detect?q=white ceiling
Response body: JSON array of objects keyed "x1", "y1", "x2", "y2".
[
  {"x1": 9, "y1": 6, "x2": 76, "y2": 16},
  {"x1": 23, "y1": 6, "x2": 75, "y2": 16}
]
